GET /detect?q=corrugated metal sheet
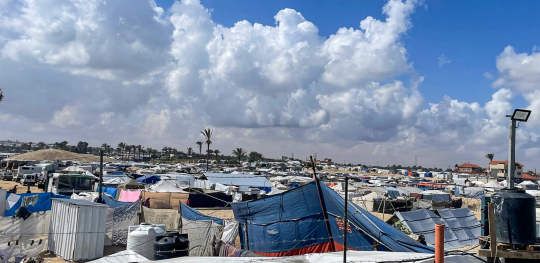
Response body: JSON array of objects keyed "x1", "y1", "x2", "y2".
[{"x1": 48, "y1": 199, "x2": 108, "y2": 261}]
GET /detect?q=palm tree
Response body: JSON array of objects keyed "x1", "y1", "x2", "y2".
[
  {"x1": 232, "y1": 148, "x2": 247, "y2": 168},
  {"x1": 200, "y1": 128, "x2": 213, "y2": 170},
  {"x1": 485, "y1": 153, "x2": 494, "y2": 179},
  {"x1": 187, "y1": 147, "x2": 193, "y2": 156},
  {"x1": 137, "y1": 145, "x2": 143, "y2": 160},
  {"x1": 37, "y1": 142, "x2": 46, "y2": 149},
  {"x1": 0, "y1": 89, "x2": 4, "y2": 103},
  {"x1": 196, "y1": 141, "x2": 203, "y2": 157},
  {"x1": 117, "y1": 142, "x2": 126, "y2": 160}
]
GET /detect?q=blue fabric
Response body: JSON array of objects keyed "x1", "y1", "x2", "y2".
[
  {"x1": 103, "y1": 194, "x2": 134, "y2": 208},
  {"x1": 180, "y1": 203, "x2": 223, "y2": 225},
  {"x1": 136, "y1": 175, "x2": 161, "y2": 184},
  {"x1": 232, "y1": 182, "x2": 433, "y2": 254},
  {"x1": 99, "y1": 186, "x2": 118, "y2": 198},
  {"x1": 5, "y1": 193, "x2": 70, "y2": 216}
]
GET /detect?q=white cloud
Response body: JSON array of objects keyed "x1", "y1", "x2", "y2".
[
  {"x1": 483, "y1": 72, "x2": 493, "y2": 79},
  {"x1": 2, "y1": 0, "x2": 540, "y2": 168},
  {"x1": 438, "y1": 54, "x2": 451, "y2": 67},
  {"x1": 50, "y1": 106, "x2": 81, "y2": 128}
]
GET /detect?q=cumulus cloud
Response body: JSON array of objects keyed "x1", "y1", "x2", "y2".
[
  {"x1": 2, "y1": 0, "x2": 540, "y2": 168},
  {"x1": 483, "y1": 72, "x2": 493, "y2": 79}
]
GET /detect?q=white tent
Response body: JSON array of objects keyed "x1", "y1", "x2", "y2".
[
  {"x1": 87, "y1": 250, "x2": 147, "y2": 263},
  {"x1": 148, "y1": 180, "x2": 188, "y2": 193},
  {"x1": 484, "y1": 181, "x2": 503, "y2": 189}
]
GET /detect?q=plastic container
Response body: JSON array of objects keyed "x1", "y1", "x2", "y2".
[
  {"x1": 154, "y1": 232, "x2": 189, "y2": 260},
  {"x1": 127, "y1": 223, "x2": 166, "y2": 260},
  {"x1": 492, "y1": 189, "x2": 536, "y2": 245}
]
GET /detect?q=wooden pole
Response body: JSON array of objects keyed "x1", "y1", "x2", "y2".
[
  {"x1": 344, "y1": 176, "x2": 348, "y2": 263},
  {"x1": 435, "y1": 224, "x2": 444, "y2": 263},
  {"x1": 488, "y1": 203, "x2": 497, "y2": 258},
  {"x1": 310, "y1": 156, "x2": 336, "y2": 252}
]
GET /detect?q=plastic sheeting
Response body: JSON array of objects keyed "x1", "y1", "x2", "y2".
[
  {"x1": 140, "y1": 251, "x2": 483, "y2": 263},
  {"x1": 180, "y1": 203, "x2": 224, "y2": 225},
  {"x1": 136, "y1": 175, "x2": 160, "y2": 184},
  {"x1": 148, "y1": 180, "x2": 188, "y2": 193},
  {"x1": 87, "y1": 250, "x2": 147, "y2": 263},
  {"x1": 104, "y1": 198, "x2": 141, "y2": 246},
  {"x1": 203, "y1": 173, "x2": 272, "y2": 191},
  {"x1": 221, "y1": 220, "x2": 239, "y2": 244},
  {"x1": 118, "y1": 189, "x2": 142, "y2": 202},
  {"x1": 232, "y1": 182, "x2": 433, "y2": 256},
  {"x1": 181, "y1": 217, "x2": 222, "y2": 256},
  {"x1": 141, "y1": 206, "x2": 180, "y2": 231},
  {"x1": 4, "y1": 193, "x2": 69, "y2": 216},
  {"x1": 0, "y1": 211, "x2": 51, "y2": 243},
  {"x1": 99, "y1": 187, "x2": 119, "y2": 199},
  {"x1": 141, "y1": 192, "x2": 188, "y2": 210}
]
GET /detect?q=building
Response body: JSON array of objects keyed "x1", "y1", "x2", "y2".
[
  {"x1": 455, "y1": 162, "x2": 480, "y2": 174},
  {"x1": 489, "y1": 160, "x2": 523, "y2": 180},
  {"x1": 521, "y1": 173, "x2": 537, "y2": 181}
]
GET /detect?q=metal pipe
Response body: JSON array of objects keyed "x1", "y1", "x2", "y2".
[
  {"x1": 310, "y1": 156, "x2": 336, "y2": 252},
  {"x1": 344, "y1": 176, "x2": 348, "y2": 263},
  {"x1": 508, "y1": 119, "x2": 516, "y2": 189},
  {"x1": 99, "y1": 150, "x2": 103, "y2": 203},
  {"x1": 435, "y1": 224, "x2": 444, "y2": 263}
]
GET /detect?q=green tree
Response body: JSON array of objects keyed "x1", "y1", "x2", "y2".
[
  {"x1": 76, "y1": 141, "x2": 89, "y2": 153},
  {"x1": 0, "y1": 89, "x2": 4, "y2": 103},
  {"x1": 37, "y1": 142, "x2": 46, "y2": 149},
  {"x1": 232, "y1": 148, "x2": 247, "y2": 167},
  {"x1": 214, "y1": 149, "x2": 220, "y2": 167},
  {"x1": 201, "y1": 128, "x2": 213, "y2": 170},
  {"x1": 187, "y1": 147, "x2": 193, "y2": 157},
  {"x1": 248, "y1": 151, "x2": 263, "y2": 168},
  {"x1": 117, "y1": 142, "x2": 126, "y2": 160}
]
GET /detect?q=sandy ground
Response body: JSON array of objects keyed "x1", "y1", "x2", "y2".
[{"x1": 0, "y1": 179, "x2": 44, "y2": 194}]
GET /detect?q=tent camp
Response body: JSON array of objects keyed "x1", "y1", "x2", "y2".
[{"x1": 232, "y1": 182, "x2": 433, "y2": 256}]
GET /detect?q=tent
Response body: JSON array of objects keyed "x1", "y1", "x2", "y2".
[
  {"x1": 5, "y1": 193, "x2": 70, "y2": 216},
  {"x1": 121, "y1": 178, "x2": 145, "y2": 189},
  {"x1": 232, "y1": 182, "x2": 433, "y2": 256},
  {"x1": 98, "y1": 186, "x2": 119, "y2": 199},
  {"x1": 484, "y1": 181, "x2": 503, "y2": 189},
  {"x1": 136, "y1": 175, "x2": 161, "y2": 184},
  {"x1": 148, "y1": 180, "x2": 188, "y2": 193},
  {"x1": 201, "y1": 173, "x2": 272, "y2": 193},
  {"x1": 180, "y1": 203, "x2": 223, "y2": 225}
]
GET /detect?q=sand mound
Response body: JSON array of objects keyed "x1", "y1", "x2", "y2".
[{"x1": 9, "y1": 149, "x2": 116, "y2": 162}]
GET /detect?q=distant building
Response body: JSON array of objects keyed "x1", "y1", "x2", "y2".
[
  {"x1": 455, "y1": 162, "x2": 480, "y2": 174},
  {"x1": 323, "y1": 158, "x2": 333, "y2": 165},
  {"x1": 522, "y1": 173, "x2": 538, "y2": 181},
  {"x1": 489, "y1": 161, "x2": 523, "y2": 180}
]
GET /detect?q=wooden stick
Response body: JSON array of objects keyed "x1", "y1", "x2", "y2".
[{"x1": 488, "y1": 203, "x2": 496, "y2": 258}]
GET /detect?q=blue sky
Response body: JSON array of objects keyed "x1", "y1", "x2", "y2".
[{"x1": 155, "y1": 0, "x2": 540, "y2": 108}]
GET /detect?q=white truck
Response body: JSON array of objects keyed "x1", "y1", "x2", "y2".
[{"x1": 14, "y1": 166, "x2": 43, "y2": 182}]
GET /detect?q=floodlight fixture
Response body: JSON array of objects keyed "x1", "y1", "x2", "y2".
[{"x1": 511, "y1": 109, "x2": 531, "y2": 122}]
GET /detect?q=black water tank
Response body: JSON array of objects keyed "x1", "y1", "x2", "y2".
[
  {"x1": 492, "y1": 189, "x2": 536, "y2": 245},
  {"x1": 154, "y1": 232, "x2": 189, "y2": 260}
]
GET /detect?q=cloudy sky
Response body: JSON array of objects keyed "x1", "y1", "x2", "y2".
[{"x1": 1, "y1": 0, "x2": 540, "y2": 169}]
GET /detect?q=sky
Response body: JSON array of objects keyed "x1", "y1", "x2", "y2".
[{"x1": 1, "y1": 0, "x2": 540, "y2": 170}]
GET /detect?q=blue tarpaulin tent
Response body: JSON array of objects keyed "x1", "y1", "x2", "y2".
[
  {"x1": 180, "y1": 203, "x2": 224, "y2": 225},
  {"x1": 232, "y1": 182, "x2": 433, "y2": 256},
  {"x1": 5, "y1": 193, "x2": 70, "y2": 216},
  {"x1": 99, "y1": 186, "x2": 119, "y2": 199},
  {"x1": 136, "y1": 175, "x2": 161, "y2": 184},
  {"x1": 102, "y1": 194, "x2": 135, "y2": 208}
]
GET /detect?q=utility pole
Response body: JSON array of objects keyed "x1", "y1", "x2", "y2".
[
  {"x1": 508, "y1": 117, "x2": 516, "y2": 189},
  {"x1": 344, "y1": 176, "x2": 349, "y2": 263},
  {"x1": 99, "y1": 150, "x2": 103, "y2": 203},
  {"x1": 415, "y1": 156, "x2": 418, "y2": 167}
]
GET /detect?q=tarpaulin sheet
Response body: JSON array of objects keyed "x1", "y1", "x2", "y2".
[
  {"x1": 136, "y1": 175, "x2": 160, "y2": 184},
  {"x1": 394, "y1": 209, "x2": 463, "y2": 249},
  {"x1": 181, "y1": 217, "x2": 221, "y2": 256},
  {"x1": 140, "y1": 251, "x2": 483, "y2": 263},
  {"x1": 141, "y1": 192, "x2": 188, "y2": 210},
  {"x1": 437, "y1": 208, "x2": 481, "y2": 246},
  {"x1": 99, "y1": 187, "x2": 119, "y2": 199},
  {"x1": 232, "y1": 182, "x2": 433, "y2": 256},
  {"x1": 119, "y1": 189, "x2": 142, "y2": 202},
  {"x1": 4, "y1": 193, "x2": 69, "y2": 216},
  {"x1": 141, "y1": 206, "x2": 180, "y2": 231},
  {"x1": 180, "y1": 203, "x2": 224, "y2": 225},
  {"x1": 103, "y1": 194, "x2": 136, "y2": 209}
]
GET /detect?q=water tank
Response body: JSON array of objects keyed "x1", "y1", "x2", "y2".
[
  {"x1": 492, "y1": 189, "x2": 536, "y2": 245},
  {"x1": 154, "y1": 232, "x2": 189, "y2": 260},
  {"x1": 127, "y1": 223, "x2": 165, "y2": 260}
]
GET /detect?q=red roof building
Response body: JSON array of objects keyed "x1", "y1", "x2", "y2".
[
  {"x1": 522, "y1": 173, "x2": 538, "y2": 181},
  {"x1": 455, "y1": 162, "x2": 480, "y2": 174}
]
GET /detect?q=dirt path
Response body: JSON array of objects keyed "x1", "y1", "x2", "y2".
[{"x1": 0, "y1": 179, "x2": 44, "y2": 194}]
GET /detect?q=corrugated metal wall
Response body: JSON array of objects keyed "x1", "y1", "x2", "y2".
[{"x1": 48, "y1": 199, "x2": 108, "y2": 261}]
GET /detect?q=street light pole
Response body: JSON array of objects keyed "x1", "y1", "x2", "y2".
[{"x1": 508, "y1": 118, "x2": 516, "y2": 190}]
